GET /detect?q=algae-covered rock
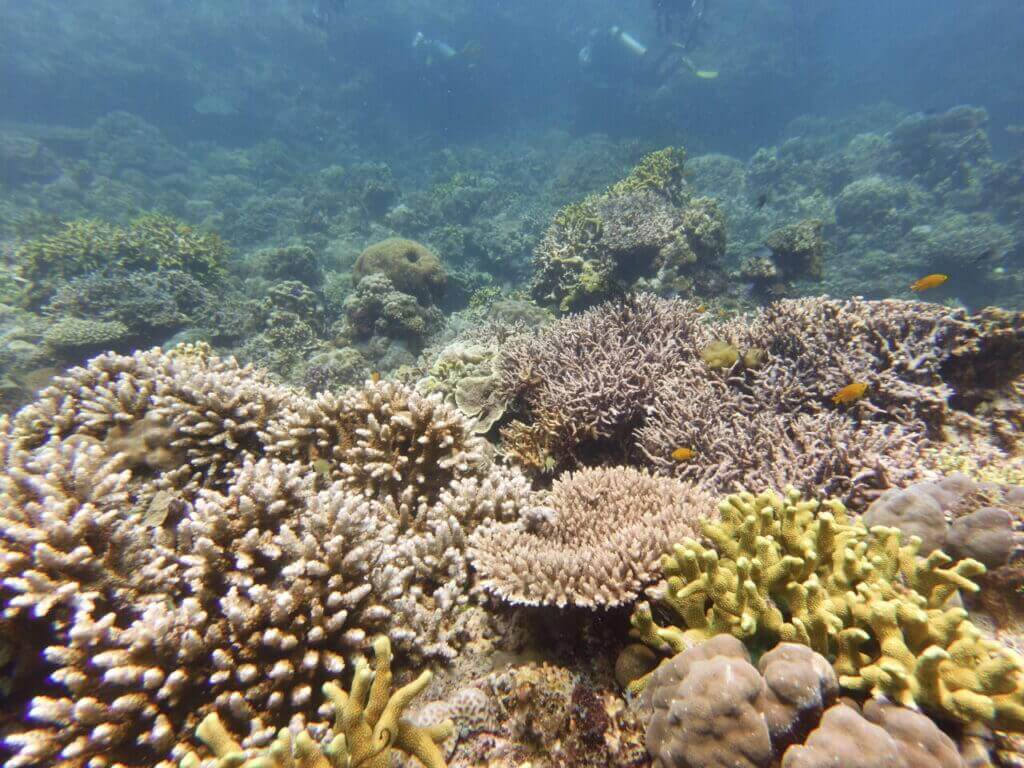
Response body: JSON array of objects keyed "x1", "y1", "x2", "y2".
[{"x1": 354, "y1": 237, "x2": 446, "y2": 304}]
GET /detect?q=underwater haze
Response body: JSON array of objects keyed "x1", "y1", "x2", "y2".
[{"x1": 2, "y1": 2, "x2": 1024, "y2": 768}]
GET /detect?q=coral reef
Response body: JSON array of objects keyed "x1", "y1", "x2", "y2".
[
  {"x1": 470, "y1": 467, "x2": 713, "y2": 608},
  {"x1": 629, "y1": 486, "x2": 1024, "y2": 732},
  {"x1": 180, "y1": 636, "x2": 452, "y2": 768},
  {"x1": 496, "y1": 294, "x2": 1024, "y2": 500},
  {"x1": 530, "y1": 148, "x2": 727, "y2": 313}
]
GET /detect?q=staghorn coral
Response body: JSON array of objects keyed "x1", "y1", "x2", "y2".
[
  {"x1": 469, "y1": 467, "x2": 713, "y2": 608},
  {"x1": 497, "y1": 293, "x2": 1010, "y2": 500},
  {"x1": 180, "y1": 636, "x2": 452, "y2": 768},
  {"x1": 629, "y1": 486, "x2": 1024, "y2": 731}
]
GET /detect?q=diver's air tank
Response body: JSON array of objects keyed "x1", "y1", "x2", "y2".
[{"x1": 610, "y1": 26, "x2": 648, "y2": 57}]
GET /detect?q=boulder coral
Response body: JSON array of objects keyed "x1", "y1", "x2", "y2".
[{"x1": 353, "y1": 238, "x2": 446, "y2": 305}]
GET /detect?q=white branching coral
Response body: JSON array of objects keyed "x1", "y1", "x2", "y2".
[
  {"x1": 264, "y1": 379, "x2": 491, "y2": 515},
  {"x1": 0, "y1": 347, "x2": 534, "y2": 768},
  {"x1": 469, "y1": 466, "x2": 713, "y2": 608}
]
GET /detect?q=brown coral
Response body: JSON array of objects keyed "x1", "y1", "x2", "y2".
[
  {"x1": 497, "y1": 294, "x2": 1008, "y2": 502},
  {"x1": 470, "y1": 467, "x2": 713, "y2": 608},
  {"x1": 354, "y1": 238, "x2": 446, "y2": 304}
]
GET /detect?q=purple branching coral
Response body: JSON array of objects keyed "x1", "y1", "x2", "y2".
[{"x1": 497, "y1": 294, "x2": 1024, "y2": 503}]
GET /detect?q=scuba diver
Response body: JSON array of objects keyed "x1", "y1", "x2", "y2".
[
  {"x1": 577, "y1": 23, "x2": 717, "y2": 89},
  {"x1": 652, "y1": 0, "x2": 709, "y2": 50}
]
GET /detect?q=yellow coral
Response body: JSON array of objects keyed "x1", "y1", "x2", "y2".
[
  {"x1": 180, "y1": 636, "x2": 452, "y2": 768},
  {"x1": 609, "y1": 147, "x2": 689, "y2": 204},
  {"x1": 630, "y1": 487, "x2": 1024, "y2": 731}
]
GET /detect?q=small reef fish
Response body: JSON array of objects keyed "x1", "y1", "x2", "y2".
[
  {"x1": 755, "y1": 192, "x2": 769, "y2": 209},
  {"x1": 910, "y1": 274, "x2": 949, "y2": 292},
  {"x1": 832, "y1": 382, "x2": 868, "y2": 405},
  {"x1": 370, "y1": 371, "x2": 381, "y2": 383},
  {"x1": 671, "y1": 447, "x2": 696, "y2": 462}
]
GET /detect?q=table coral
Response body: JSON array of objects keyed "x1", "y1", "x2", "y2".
[
  {"x1": 630, "y1": 486, "x2": 1024, "y2": 732},
  {"x1": 470, "y1": 466, "x2": 713, "y2": 608}
]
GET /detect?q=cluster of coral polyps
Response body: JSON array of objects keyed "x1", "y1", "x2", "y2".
[
  {"x1": 497, "y1": 293, "x2": 1024, "y2": 503},
  {"x1": 0, "y1": 344, "x2": 533, "y2": 768}
]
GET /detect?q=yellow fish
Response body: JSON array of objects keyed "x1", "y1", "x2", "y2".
[
  {"x1": 832, "y1": 382, "x2": 868, "y2": 405},
  {"x1": 671, "y1": 447, "x2": 696, "y2": 462},
  {"x1": 910, "y1": 273, "x2": 949, "y2": 292},
  {"x1": 370, "y1": 371, "x2": 381, "y2": 383}
]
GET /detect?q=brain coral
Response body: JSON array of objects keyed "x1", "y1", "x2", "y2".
[
  {"x1": 353, "y1": 237, "x2": 446, "y2": 304},
  {"x1": 470, "y1": 466, "x2": 713, "y2": 608}
]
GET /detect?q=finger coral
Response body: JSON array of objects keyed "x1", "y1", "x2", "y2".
[
  {"x1": 630, "y1": 486, "x2": 1024, "y2": 732},
  {"x1": 469, "y1": 466, "x2": 713, "y2": 608},
  {"x1": 179, "y1": 636, "x2": 452, "y2": 768}
]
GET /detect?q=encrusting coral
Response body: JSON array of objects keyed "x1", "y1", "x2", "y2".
[
  {"x1": 470, "y1": 466, "x2": 713, "y2": 608},
  {"x1": 180, "y1": 636, "x2": 452, "y2": 768},
  {"x1": 628, "y1": 486, "x2": 1024, "y2": 732}
]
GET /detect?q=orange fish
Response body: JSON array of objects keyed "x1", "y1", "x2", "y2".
[
  {"x1": 832, "y1": 382, "x2": 868, "y2": 405},
  {"x1": 370, "y1": 371, "x2": 381, "y2": 383},
  {"x1": 910, "y1": 274, "x2": 949, "y2": 292},
  {"x1": 671, "y1": 447, "x2": 696, "y2": 462}
]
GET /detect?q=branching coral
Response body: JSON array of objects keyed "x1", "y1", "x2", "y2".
[
  {"x1": 180, "y1": 638, "x2": 452, "y2": 768},
  {"x1": 264, "y1": 378, "x2": 493, "y2": 515},
  {"x1": 630, "y1": 486, "x2": 1024, "y2": 731},
  {"x1": 470, "y1": 467, "x2": 713, "y2": 608},
  {"x1": 0, "y1": 346, "x2": 534, "y2": 768},
  {"x1": 497, "y1": 294, "x2": 1009, "y2": 500},
  {"x1": 11, "y1": 343, "x2": 295, "y2": 495}
]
